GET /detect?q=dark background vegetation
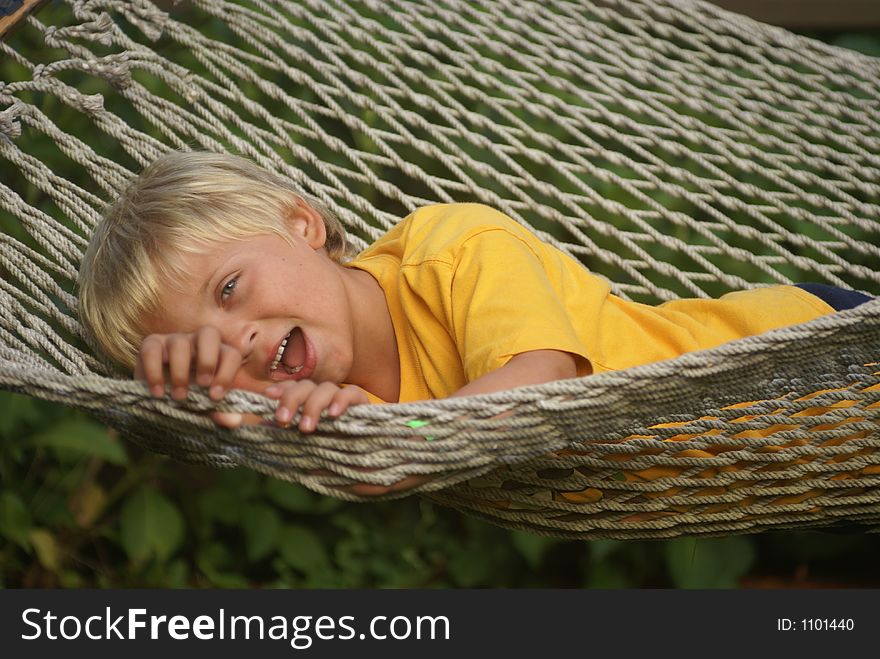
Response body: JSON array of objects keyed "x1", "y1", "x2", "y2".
[{"x1": 1, "y1": 1, "x2": 879, "y2": 588}]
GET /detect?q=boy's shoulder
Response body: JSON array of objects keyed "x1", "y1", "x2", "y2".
[
  {"x1": 354, "y1": 203, "x2": 542, "y2": 267},
  {"x1": 404, "y1": 202, "x2": 522, "y2": 234},
  {"x1": 395, "y1": 203, "x2": 534, "y2": 258}
]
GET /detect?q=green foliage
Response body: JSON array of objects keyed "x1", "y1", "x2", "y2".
[
  {"x1": 119, "y1": 487, "x2": 185, "y2": 564},
  {"x1": 664, "y1": 537, "x2": 755, "y2": 589},
  {"x1": 30, "y1": 418, "x2": 129, "y2": 466},
  {"x1": 0, "y1": 491, "x2": 32, "y2": 549},
  {"x1": 828, "y1": 33, "x2": 880, "y2": 57}
]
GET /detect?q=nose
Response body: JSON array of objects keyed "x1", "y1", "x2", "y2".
[{"x1": 230, "y1": 322, "x2": 258, "y2": 359}]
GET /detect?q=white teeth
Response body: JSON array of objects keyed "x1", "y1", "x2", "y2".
[
  {"x1": 270, "y1": 330, "x2": 305, "y2": 375},
  {"x1": 270, "y1": 331, "x2": 290, "y2": 372}
]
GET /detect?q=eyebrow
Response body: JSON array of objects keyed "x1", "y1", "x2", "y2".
[
  {"x1": 200, "y1": 254, "x2": 237, "y2": 300},
  {"x1": 199, "y1": 268, "x2": 216, "y2": 300}
]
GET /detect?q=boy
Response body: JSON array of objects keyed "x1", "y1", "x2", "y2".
[{"x1": 78, "y1": 151, "x2": 863, "y2": 437}]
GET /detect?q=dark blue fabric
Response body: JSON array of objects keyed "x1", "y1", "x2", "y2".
[{"x1": 794, "y1": 283, "x2": 873, "y2": 311}]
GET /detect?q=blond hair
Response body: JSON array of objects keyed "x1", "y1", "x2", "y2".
[{"x1": 77, "y1": 150, "x2": 351, "y2": 370}]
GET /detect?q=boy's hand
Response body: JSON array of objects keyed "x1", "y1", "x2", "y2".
[
  {"x1": 134, "y1": 328, "x2": 367, "y2": 433},
  {"x1": 135, "y1": 326, "x2": 243, "y2": 401},
  {"x1": 265, "y1": 380, "x2": 369, "y2": 433},
  {"x1": 213, "y1": 381, "x2": 369, "y2": 434}
]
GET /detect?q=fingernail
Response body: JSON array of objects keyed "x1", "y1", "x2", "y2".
[
  {"x1": 300, "y1": 415, "x2": 315, "y2": 432},
  {"x1": 265, "y1": 385, "x2": 280, "y2": 397},
  {"x1": 328, "y1": 403, "x2": 341, "y2": 416},
  {"x1": 209, "y1": 385, "x2": 225, "y2": 400},
  {"x1": 151, "y1": 385, "x2": 164, "y2": 397},
  {"x1": 276, "y1": 406, "x2": 292, "y2": 424},
  {"x1": 172, "y1": 386, "x2": 187, "y2": 400},
  {"x1": 197, "y1": 374, "x2": 212, "y2": 387}
]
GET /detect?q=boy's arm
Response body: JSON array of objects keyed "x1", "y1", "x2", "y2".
[
  {"x1": 209, "y1": 348, "x2": 580, "y2": 497},
  {"x1": 450, "y1": 349, "x2": 580, "y2": 398}
]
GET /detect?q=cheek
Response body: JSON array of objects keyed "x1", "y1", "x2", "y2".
[{"x1": 231, "y1": 370, "x2": 262, "y2": 393}]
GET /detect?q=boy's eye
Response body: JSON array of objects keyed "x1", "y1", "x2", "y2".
[{"x1": 220, "y1": 277, "x2": 238, "y2": 301}]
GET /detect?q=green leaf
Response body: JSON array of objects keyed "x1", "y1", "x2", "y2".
[
  {"x1": 30, "y1": 418, "x2": 128, "y2": 465},
  {"x1": 31, "y1": 491, "x2": 70, "y2": 528},
  {"x1": 0, "y1": 392, "x2": 41, "y2": 440},
  {"x1": 70, "y1": 481, "x2": 107, "y2": 528},
  {"x1": 196, "y1": 543, "x2": 248, "y2": 588},
  {"x1": 0, "y1": 491, "x2": 32, "y2": 549},
  {"x1": 511, "y1": 530, "x2": 557, "y2": 569},
  {"x1": 587, "y1": 561, "x2": 633, "y2": 588},
  {"x1": 58, "y1": 570, "x2": 85, "y2": 589},
  {"x1": 29, "y1": 529, "x2": 61, "y2": 572},
  {"x1": 446, "y1": 547, "x2": 498, "y2": 587},
  {"x1": 162, "y1": 559, "x2": 191, "y2": 588},
  {"x1": 119, "y1": 487, "x2": 184, "y2": 563},
  {"x1": 265, "y1": 479, "x2": 316, "y2": 512},
  {"x1": 278, "y1": 525, "x2": 329, "y2": 574},
  {"x1": 216, "y1": 469, "x2": 262, "y2": 500},
  {"x1": 664, "y1": 536, "x2": 755, "y2": 588},
  {"x1": 197, "y1": 488, "x2": 244, "y2": 525},
  {"x1": 241, "y1": 503, "x2": 282, "y2": 562},
  {"x1": 590, "y1": 539, "x2": 623, "y2": 564}
]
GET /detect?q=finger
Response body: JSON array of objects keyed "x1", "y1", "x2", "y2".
[
  {"x1": 138, "y1": 334, "x2": 168, "y2": 397},
  {"x1": 208, "y1": 344, "x2": 243, "y2": 400},
  {"x1": 193, "y1": 326, "x2": 222, "y2": 388},
  {"x1": 272, "y1": 381, "x2": 317, "y2": 427},
  {"x1": 327, "y1": 386, "x2": 369, "y2": 417},
  {"x1": 210, "y1": 411, "x2": 266, "y2": 429},
  {"x1": 166, "y1": 333, "x2": 194, "y2": 400},
  {"x1": 300, "y1": 382, "x2": 341, "y2": 433},
  {"x1": 210, "y1": 411, "x2": 244, "y2": 429}
]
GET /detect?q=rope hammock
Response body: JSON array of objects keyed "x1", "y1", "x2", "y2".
[{"x1": 1, "y1": 0, "x2": 879, "y2": 540}]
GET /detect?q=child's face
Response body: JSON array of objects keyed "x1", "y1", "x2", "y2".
[{"x1": 140, "y1": 227, "x2": 358, "y2": 394}]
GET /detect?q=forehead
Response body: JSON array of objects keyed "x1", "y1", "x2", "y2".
[
  {"x1": 159, "y1": 241, "x2": 229, "y2": 291},
  {"x1": 160, "y1": 232, "x2": 281, "y2": 283},
  {"x1": 142, "y1": 232, "x2": 290, "y2": 329},
  {"x1": 140, "y1": 241, "x2": 234, "y2": 332}
]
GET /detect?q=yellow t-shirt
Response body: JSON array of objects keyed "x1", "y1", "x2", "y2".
[{"x1": 345, "y1": 203, "x2": 834, "y2": 403}]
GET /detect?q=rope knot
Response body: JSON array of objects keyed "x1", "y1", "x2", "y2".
[
  {"x1": 43, "y1": 25, "x2": 58, "y2": 45},
  {"x1": 43, "y1": 12, "x2": 115, "y2": 48},
  {"x1": 0, "y1": 101, "x2": 24, "y2": 141},
  {"x1": 124, "y1": 0, "x2": 170, "y2": 42},
  {"x1": 87, "y1": 53, "x2": 132, "y2": 90},
  {"x1": 58, "y1": 86, "x2": 105, "y2": 115},
  {"x1": 90, "y1": 13, "x2": 115, "y2": 46}
]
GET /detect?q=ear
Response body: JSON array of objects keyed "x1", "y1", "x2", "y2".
[{"x1": 285, "y1": 197, "x2": 327, "y2": 250}]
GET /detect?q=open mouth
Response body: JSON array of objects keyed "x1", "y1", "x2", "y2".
[{"x1": 270, "y1": 326, "x2": 308, "y2": 377}]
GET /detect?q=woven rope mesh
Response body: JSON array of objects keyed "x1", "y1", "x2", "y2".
[{"x1": 1, "y1": 0, "x2": 879, "y2": 539}]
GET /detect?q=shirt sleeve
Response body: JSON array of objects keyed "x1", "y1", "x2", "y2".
[{"x1": 445, "y1": 227, "x2": 592, "y2": 383}]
